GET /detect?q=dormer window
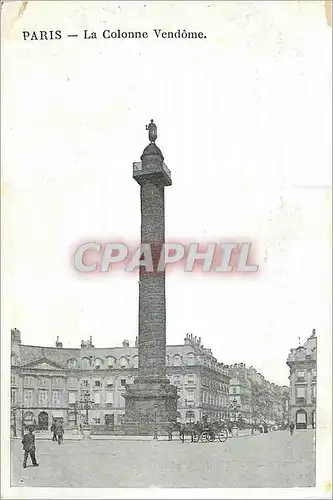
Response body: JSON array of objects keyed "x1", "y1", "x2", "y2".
[
  {"x1": 106, "y1": 356, "x2": 116, "y2": 369},
  {"x1": 119, "y1": 357, "x2": 128, "y2": 369},
  {"x1": 95, "y1": 358, "x2": 102, "y2": 369},
  {"x1": 68, "y1": 358, "x2": 76, "y2": 368}
]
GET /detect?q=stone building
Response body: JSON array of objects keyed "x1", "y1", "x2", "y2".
[
  {"x1": 227, "y1": 363, "x2": 288, "y2": 427},
  {"x1": 228, "y1": 364, "x2": 252, "y2": 424},
  {"x1": 286, "y1": 329, "x2": 317, "y2": 429},
  {"x1": 10, "y1": 329, "x2": 229, "y2": 433}
]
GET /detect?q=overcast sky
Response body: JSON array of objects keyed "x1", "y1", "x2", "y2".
[{"x1": 2, "y1": 1, "x2": 331, "y2": 386}]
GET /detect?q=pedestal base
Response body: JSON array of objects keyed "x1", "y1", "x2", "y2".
[{"x1": 123, "y1": 380, "x2": 178, "y2": 436}]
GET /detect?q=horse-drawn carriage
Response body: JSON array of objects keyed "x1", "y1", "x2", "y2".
[{"x1": 179, "y1": 421, "x2": 228, "y2": 443}]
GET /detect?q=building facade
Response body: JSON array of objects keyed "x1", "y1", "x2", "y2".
[
  {"x1": 227, "y1": 363, "x2": 288, "y2": 427},
  {"x1": 10, "y1": 330, "x2": 229, "y2": 433},
  {"x1": 286, "y1": 329, "x2": 317, "y2": 429},
  {"x1": 228, "y1": 364, "x2": 252, "y2": 424}
]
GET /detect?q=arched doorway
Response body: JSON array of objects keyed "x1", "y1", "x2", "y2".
[
  {"x1": 296, "y1": 409, "x2": 307, "y2": 429},
  {"x1": 38, "y1": 411, "x2": 49, "y2": 430}
]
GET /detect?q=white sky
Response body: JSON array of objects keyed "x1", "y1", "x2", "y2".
[{"x1": 2, "y1": 1, "x2": 331, "y2": 386}]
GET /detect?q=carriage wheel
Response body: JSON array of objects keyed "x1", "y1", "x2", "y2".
[
  {"x1": 201, "y1": 431, "x2": 209, "y2": 443},
  {"x1": 218, "y1": 429, "x2": 228, "y2": 443},
  {"x1": 208, "y1": 432, "x2": 215, "y2": 442}
]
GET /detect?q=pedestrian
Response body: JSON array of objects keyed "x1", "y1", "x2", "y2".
[
  {"x1": 289, "y1": 421, "x2": 295, "y2": 435},
  {"x1": 51, "y1": 421, "x2": 57, "y2": 442},
  {"x1": 179, "y1": 424, "x2": 185, "y2": 443},
  {"x1": 56, "y1": 422, "x2": 64, "y2": 444},
  {"x1": 168, "y1": 423, "x2": 173, "y2": 441},
  {"x1": 22, "y1": 427, "x2": 39, "y2": 468}
]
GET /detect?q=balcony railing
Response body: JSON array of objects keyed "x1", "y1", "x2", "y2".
[
  {"x1": 133, "y1": 162, "x2": 142, "y2": 171},
  {"x1": 132, "y1": 161, "x2": 171, "y2": 178}
]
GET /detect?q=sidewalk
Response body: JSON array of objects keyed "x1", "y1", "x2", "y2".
[{"x1": 12, "y1": 429, "x2": 259, "y2": 441}]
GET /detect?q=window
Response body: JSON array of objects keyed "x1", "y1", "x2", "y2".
[
  {"x1": 106, "y1": 392, "x2": 114, "y2": 406},
  {"x1": 296, "y1": 387, "x2": 306, "y2": 399},
  {"x1": 94, "y1": 392, "x2": 101, "y2": 405},
  {"x1": 120, "y1": 357, "x2": 128, "y2": 368},
  {"x1": 38, "y1": 390, "x2": 48, "y2": 406},
  {"x1": 186, "y1": 354, "x2": 195, "y2": 366},
  {"x1": 93, "y1": 418, "x2": 101, "y2": 424},
  {"x1": 11, "y1": 354, "x2": 18, "y2": 365},
  {"x1": 312, "y1": 369, "x2": 317, "y2": 379},
  {"x1": 52, "y1": 377, "x2": 63, "y2": 387},
  {"x1": 95, "y1": 358, "x2": 102, "y2": 369},
  {"x1": 52, "y1": 390, "x2": 61, "y2": 407},
  {"x1": 11, "y1": 389, "x2": 17, "y2": 404},
  {"x1": 106, "y1": 378, "x2": 113, "y2": 388},
  {"x1": 186, "y1": 375, "x2": 195, "y2": 385},
  {"x1": 24, "y1": 389, "x2": 33, "y2": 407},
  {"x1": 82, "y1": 358, "x2": 90, "y2": 370},
  {"x1": 296, "y1": 371, "x2": 305, "y2": 380},
  {"x1": 24, "y1": 376, "x2": 33, "y2": 387},
  {"x1": 68, "y1": 392, "x2": 76, "y2": 404},
  {"x1": 38, "y1": 376, "x2": 49, "y2": 386},
  {"x1": 82, "y1": 379, "x2": 89, "y2": 388},
  {"x1": 232, "y1": 387, "x2": 237, "y2": 394},
  {"x1": 11, "y1": 374, "x2": 16, "y2": 386},
  {"x1": 313, "y1": 385, "x2": 317, "y2": 398},
  {"x1": 68, "y1": 358, "x2": 76, "y2": 368},
  {"x1": 186, "y1": 389, "x2": 195, "y2": 402},
  {"x1": 173, "y1": 356, "x2": 181, "y2": 367},
  {"x1": 68, "y1": 378, "x2": 77, "y2": 388},
  {"x1": 174, "y1": 376, "x2": 181, "y2": 385},
  {"x1": 120, "y1": 379, "x2": 126, "y2": 387},
  {"x1": 106, "y1": 357, "x2": 115, "y2": 369},
  {"x1": 94, "y1": 380, "x2": 101, "y2": 387}
]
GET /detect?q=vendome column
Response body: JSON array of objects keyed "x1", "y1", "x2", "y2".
[{"x1": 124, "y1": 121, "x2": 178, "y2": 435}]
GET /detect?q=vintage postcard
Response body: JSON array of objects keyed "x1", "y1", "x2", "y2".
[{"x1": 1, "y1": 1, "x2": 332, "y2": 498}]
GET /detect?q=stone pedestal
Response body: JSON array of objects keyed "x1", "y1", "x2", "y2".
[{"x1": 124, "y1": 380, "x2": 178, "y2": 436}]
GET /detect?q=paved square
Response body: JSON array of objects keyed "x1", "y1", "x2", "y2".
[{"x1": 11, "y1": 430, "x2": 315, "y2": 488}]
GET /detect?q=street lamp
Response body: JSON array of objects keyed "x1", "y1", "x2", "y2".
[
  {"x1": 79, "y1": 390, "x2": 95, "y2": 427},
  {"x1": 153, "y1": 403, "x2": 158, "y2": 440},
  {"x1": 229, "y1": 398, "x2": 241, "y2": 426}
]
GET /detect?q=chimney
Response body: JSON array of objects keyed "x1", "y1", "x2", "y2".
[
  {"x1": 11, "y1": 328, "x2": 21, "y2": 345},
  {"x1": 55, "y1": 336, "x2": 63, "y2": 348}
]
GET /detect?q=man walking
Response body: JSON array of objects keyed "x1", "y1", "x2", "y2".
[
  {"x1": 22, "y1": 427, "x2": 39, "y2": 468},
  {"x1": 51, "y1": 421, "x2": 57, "y2": 442},
  {"x1": 56, "y1": 422, "x2": 64, "y2": 444},
  {"x1": 289, "y1": 421, "x2": 295, "y2": 435}
]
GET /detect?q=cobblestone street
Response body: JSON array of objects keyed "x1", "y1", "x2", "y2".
[{"x1": 11, "y1": 430, "x2": 315, "y2": 488}]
